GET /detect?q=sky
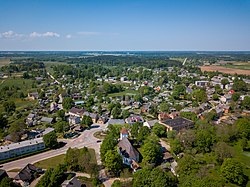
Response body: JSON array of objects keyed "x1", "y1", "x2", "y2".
[{"x1": 0, "y1": 0, "x2": 250, "y2": 51}]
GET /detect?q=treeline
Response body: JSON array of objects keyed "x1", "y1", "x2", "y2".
[
  {"x1": 66, "y1": 55, "x2": 183, "y2": 68},
  {"x1": 1, "y1": 61, "x2": 45, "y2": 73}
]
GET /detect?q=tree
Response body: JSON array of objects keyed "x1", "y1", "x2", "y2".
[
  {"x1": 232, "y1": 79, "x2": 247, "y2": 92},
  {"x1": 22, "y1": 71, "x2": 30, "y2": 79},
  {"x1": 54, "y1": 121, "x2": 69, "y2": 133},
  {"x1": 194, "y1": 129, "x2": 215, "y2": 153},
  {"x1": 0, "y1": 177, "x2": 15, "y2": 187},
  {"x1": 170, "y1": 139, "x2": 183, "y2": 154},
  {"x1": 160, "y1": 102, "x2": 170, "y2": 112},
  {"x1": 3, "y1": 101, "x2": 16, "y2": 114},
  {"x1": 104, "y1": 150, "x2": 123, "y2": 175},
  {"x1": 221, "y1": 78, "x2": 229, "y2": 88},
  {"x1": 112, "y1": 180, "x2": 122, "y2": 187},
  {"x1": 137, "y1": 126, "x2": 150, "y2": 142},
  {"x1": 0, "y1": 113, "x2": 8, "y2": 128},
  {"x1": 235, "y1": 118, "x2": 250, "y2": 139},
  {"x1": 65, "y1": 147, "x2": 81, "y2": 171},
  {"x1": 180, "y1": 112, "x2": 198, "y2": 122},
  {"x1": 130, "y1": 122, "x2": 143, "y2": 139},
  {"x1": 242, "y1": 96, "x2": 250, "y2": 110},
  {"x1": 133, "y1": 167, "x2": 176, "y2": 187},
  {"x1": 43, "y1": 131, "x2": 58, "y2": 149},
  {"x1": 62, "y1": 97, "x2": 74, "y2": 110},
  {"x1": 141, "y1": 135, "x2": 162, "y2": 164},
  {"x1": 221, "y1": 158, "x2": 246, "y2": 185},
  {"x1": 213, "y1": 142, "x2": 234, "y2": 164},
  {"x1": 192, "y1": 89, "x2": 207, "y2": 103},
  {"x1": 100, "y1": 134, "x2": 118, "y2": 162},
  {"x1": 152, "y1": 123, "x2": 166, "y2": 137},
  {"x1": 232, "y1": 92, "x2": 240, "y2": 102},
  {"x1": 81, "y1": 115, "x2": 93, "y2": 128},
  {"x1": 111, "y1": 106, "x2": 121, "y2": 119},
  {"x1": 56, "y1": 110, "x2": 65, "y2": 121},
  {"x1": 122, "y1": 110, "x2": 130, "y2": 119}
]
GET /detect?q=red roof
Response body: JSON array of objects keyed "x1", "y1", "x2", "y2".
[{"x1": 120, "y1": 127, "x2": 128, "y2": 134}]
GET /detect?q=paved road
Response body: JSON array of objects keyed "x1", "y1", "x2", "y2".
[{"x1": 2, "y1": 124, "x2": 106, "y2": 171}]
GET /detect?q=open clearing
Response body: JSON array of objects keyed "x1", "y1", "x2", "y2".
[
  {"x1": 200, "y1": 65, "x2": 250, "y2": 75},
  {"x1": 0, "y1": 58, "x2": 10, "y2": 67}
]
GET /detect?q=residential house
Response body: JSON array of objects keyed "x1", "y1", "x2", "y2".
[
  {"x1": 195, "y1": 81, "x2": 209, "y2": 87},
  {"x1": 143, "y1": 119, "x2": 158, "y2": 129},
  {"x1": 28, "y1": 92, "x2": 39, "y2": 100},
  {"x1": 160, "y1": 117, "x2": 194, "y2": 132},
  {"x1": 141, "y1": 103, "x2": 150, "y2": 113},
  {"x1": 69, "y1": 107, "x2": 85, "y2": 118},
  {"x1": 158, "y1": 112, "x2": 171, "y2": 121},
  {"x1": 69, "y1": 116, "x2": 81, "y2": 125},
  {"x1": 40, "y1": 117, "x2": 54, "y2": 124},
  {"x1": 61, "y1": 176, "x2": 83, "y2": 187},
  {"x1": 125, "y1": 115, "x2": 144, "y2": 125},
  {"x1": 83, "y1": 112, "x2": 99, "y2": 123},
  {"x1": 14, "y1": 164, "x2": 42, "y2": 186},
  {"x1": 220, "y1": 94, "x2": 232, "y2": 103},
  {"x1": 120, "y1": 127, "x2": 129, "y2": 140},
  {"x1": 118, "y1": 137, "x2": 140, "y2": 166},
  {"x1": 97, "y1": 115, "x2": 108, "y2": 124},
  {"x1": 0, "y1": 169, "x2": 9, "y2": 181},
  {"x1": 107, "y1": 119, "x2": 125, "y2": 126}
]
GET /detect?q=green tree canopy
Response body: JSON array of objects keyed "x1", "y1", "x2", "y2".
[
  {"x1": 104, "y1": 150, "x2": 123, "y2": 175},
  {"x1": 152, "y1": 123, "x2": 166, "y2": 137},
  {"x1": 62, "y1": 97, "x2": 74, "y2": 110},
  {"x1": 221, "y1": 158, "x2": 246, "y2": 185},
  {"x1": 43, "y1": 131, "x2": 58, "y2": 149}
]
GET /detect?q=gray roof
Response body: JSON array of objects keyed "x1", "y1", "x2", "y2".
[
  {"x1": 61, "y1": 177, "x2": 82, "y2": 187},
  {"x1": 118, "y1": 137, "x2": 139, "y2": 159},
  {"x1": 14, "y1": 164, "x2": 39, "y2": 181},
  {"x1": 40, "y1": 117, "x2": 53, "y2": 123},
  {"x1": 107, "y1": 119, "x2": 125, "y2": 125},
  {"x1": 0, "y1": 138, "x2": 44, "y2": 153},
  {"x1": 42, "y1": 127, "x2": 54, "y2": 135},
  {"x1": 144, "y1": 119, "x2": 158, "y2": 128}
]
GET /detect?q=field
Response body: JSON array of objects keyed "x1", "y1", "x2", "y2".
[
  {"x1": 108, "y1": 90, "x2": 137, "y2": 97},
  {"x1": 0, "y1": 58, "x2": 10, "y2": 67},
  {"x1": 200, "y1": 65, "x2": 250, "y2": 75},
  {"x1": 34, "y1": 148, "x2": 97, "y2": 169}
]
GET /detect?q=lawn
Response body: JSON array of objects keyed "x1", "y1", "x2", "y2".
[
  {"x1": 0, "y1": 77, "x2": 35, "y2": 91},
  {"x1": 34, "y1": 154, "x2": 66, "y2": 169},
  {"x1": 34, "y1": 148, "x2": 97, "y2": 169},
  {"x1": 108, "y1": 90, "x2": 137, "y2": 97}
]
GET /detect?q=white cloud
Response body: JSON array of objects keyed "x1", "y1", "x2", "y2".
[
  {"x1": 66, "y1": 34, "x2": 72, "y2": 39},
  {"x1": 77, "y1": 31, "x2": 100, "y2": 36},
  {"x1": 29, "y1": 31, "x2": 60, "y2": 38},
  {"x1": 0, "y1": 30, "x2": 23, "y2": 39}
]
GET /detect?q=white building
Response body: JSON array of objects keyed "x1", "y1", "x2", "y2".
[
  {"x1": 0, "y1": 138, "x2": 45, "y2": 160},
  {"x1": 195, "y1": 81, "x2": 209, "y2": 87}
]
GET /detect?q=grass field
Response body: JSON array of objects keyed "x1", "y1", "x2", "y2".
[
  {"x1": 0, "y1": 58, "x2": 10, "y2": 67},
  {"x1": 108, "y1": 90, "x2": 137, "y2": 97},
  {"x1": 34, "y1": 148, "x2": 97, "y2": 169},
  {"x1": 44, "y1": 61, "x2": 68, "y2": 74},
  {"x1": 200, "y1": 65, "x2": 250, "y2": 75},
  {"x1": 0, "y1": 78, "x2": 34, "y2": 90}
]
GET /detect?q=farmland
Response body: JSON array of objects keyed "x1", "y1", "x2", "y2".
[
  {"x1": 0, "y1": 58, "x2": 10, "y2": 67},
  {"x1": 200, "y1": 65, "x2": 250, "y2": 75}
]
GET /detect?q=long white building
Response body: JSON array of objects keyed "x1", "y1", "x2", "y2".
[{"x1": 0, "y1": 138, "x2": 45, "y2": 160}]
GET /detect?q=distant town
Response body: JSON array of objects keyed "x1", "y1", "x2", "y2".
[{"x1": 0, "y1": 51, "x2": 250, "y2": 187}]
